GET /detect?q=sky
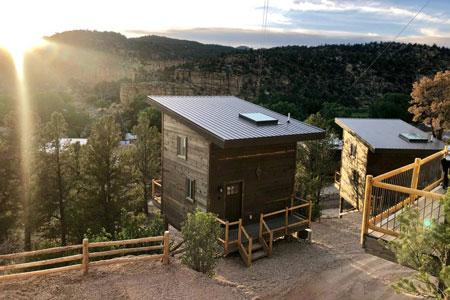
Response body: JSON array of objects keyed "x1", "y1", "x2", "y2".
[{"x1": 1, "y1": 0, "x2": 450, "y2": 49}]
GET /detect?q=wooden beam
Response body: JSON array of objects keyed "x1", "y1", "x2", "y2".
[
  {"x1": 82, "y1": 238, "x2": 89, "y2": 275},
  {"x1": 0, "y1": 244, "x2": 83, "y2": 260},
  {"x1": 372, "y1": 181, "x2": 444, "y2": 200},
  {"x1": 90, "y1": 254, "x2": 164, "y2": 267},
  {"x1": 368, "y1": 224, "x2": 399, "y2": 238},
  {"x1": 0, "y1": 264, "x2": 81, "y2": 282},
  {"x1": 89, "y1": 245, "x2": 164, "y2": 258},
  {"x1": 361, "y1": 175, "x2": 373, "y2": 245},
  {"x1": 89, "y1": 236, "x2": 163, "y2": 248},
  {"x1": 163, "y1": 231, "x2": 170, "y2": 265},
  {"x1": 372, "y1": 162, "x2": 416, "y2": 182},
  {"x1": 0, "y1": 254, "x2": 82, "y2": 271},
  {"x1": 218, "y1": 149, "x2": 295, "y2": 161}
]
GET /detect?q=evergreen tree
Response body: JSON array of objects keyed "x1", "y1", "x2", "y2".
[
  {"x1": 127, "y1": 113, "x2": 161, "y2": 215},
  {"x1": 295, "y1": 113, "x2": 336, "y2": 220},
  {"x1": 37, "y1": 112, "x2": 70, "y2": 245},
  {"x1": 385, "y1": 188, "x2": 450, "y2": 299},
  {"x1": 81, "y1": 115, "x2": 128, "y2": 236}
]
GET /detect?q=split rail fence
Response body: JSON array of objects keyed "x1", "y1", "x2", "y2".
[
  {"x1": 0, "y1": 231, "x2": 170, "y2": 282},
  {"x1": 361, "y1": 147, "x2": 448, "y2": 244}
]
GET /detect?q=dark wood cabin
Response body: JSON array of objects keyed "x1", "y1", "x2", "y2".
[
  {"x1": 335, "y1": 118, "x2": 446, "y2": 212},
  {"x1": 147, "y1": 96, "x2": 324, "y2": 232}
]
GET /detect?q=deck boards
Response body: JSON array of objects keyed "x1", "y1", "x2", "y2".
[{"x1": 220, "y1": 214, "x2": 307, "y2": 244}]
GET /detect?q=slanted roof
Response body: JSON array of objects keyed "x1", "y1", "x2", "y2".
[
  {"x1": 148, "y1": 96, "x2": 325, "y2": 148},
  {"x1": 335, "y1": 118, "x2": 446, "y2": 153}
]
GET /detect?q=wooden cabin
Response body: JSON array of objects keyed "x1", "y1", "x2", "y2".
[
  {"x1": 335, "y1": 118, "x2": 446, "y2": 213},
  {"x1": 148, "y1": 96, "x2": 324, "y2": 265}
]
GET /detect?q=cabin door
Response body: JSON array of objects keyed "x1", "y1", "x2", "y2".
[{"x1": 225, "y1": 182, "x2": 242, "y2": 222}]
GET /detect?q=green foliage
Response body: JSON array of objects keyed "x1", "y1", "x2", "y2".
[
  {"x1": 295, "y1": 113, "x2": 336, "y2": 221},
  {"x1": 181, "y1": 210, "x2": 222, "y2": 277},
  {"x1": 384, "y1": 188, "x2": 450, "y2": 299},
  {"x1": 95, "y1": 99, "x2": 111, "y2": 109},
  {"x1": 369, "y1": 93, "x2": 412, "y2": 121}
]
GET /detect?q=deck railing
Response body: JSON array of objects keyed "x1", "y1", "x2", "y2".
[
  {"x1": 361, "y1": 147, "x2": 448, "y2": 244},
  {"x1": 152, "y1": 179, "x2": 162, "y2": 199},
  {"x1": 237, "y1": 219, "x2": 253, "y2": 267},
  {"x1": 217, "y1": 195, "x2": 312, "y2": 257}
]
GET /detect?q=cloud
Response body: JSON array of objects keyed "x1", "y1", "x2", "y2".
[
  {"x1": 270, "y1": 0, "x2": 450, "y2": 24},
  {"x1": 123, "y1": 26, "x2": 450, "y2": 48}
]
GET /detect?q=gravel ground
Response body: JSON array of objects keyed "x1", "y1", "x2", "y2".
[{"x1": 0, "y1": 213, "x2": 419, "y2": 300}]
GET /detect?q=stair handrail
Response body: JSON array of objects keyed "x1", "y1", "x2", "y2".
[
  {"x1": 216, "y1": 217, "x2": 240, "y2": 255},
  {"x1": 238, "y1": 219, "x2": 252, "y2": 266},
  {"x1": 259, "y1": 214, "x2": 273, "y2": 257}
]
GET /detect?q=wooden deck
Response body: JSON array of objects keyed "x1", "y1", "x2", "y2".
[{"x1": 222, "y1": 214, "x2": 307, "y2": 243}]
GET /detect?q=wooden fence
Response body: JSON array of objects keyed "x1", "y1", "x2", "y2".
[
  {"x1": 361, "y1": 147, "x2": 448, "y2": 244},
  {"x1": 0, "y1": 231, "x2": 170, "y2": 282}
]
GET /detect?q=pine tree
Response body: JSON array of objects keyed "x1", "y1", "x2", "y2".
[
  {"x1": 81, "y1": 115, "x2": 128, "y2": 236},
  {"x1": 385, "y1": 188, "x2": 450, "y2": 299},
  {"x1": 127, "y1": 113, "x2": 161, "y2": 215},
  {"x1": 38, "y1": 112, "x2": 70, "y2": 245}
]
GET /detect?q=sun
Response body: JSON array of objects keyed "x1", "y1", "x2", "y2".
[{"x1": 0, "y1": 31, "x2": 46, "y2": 76}]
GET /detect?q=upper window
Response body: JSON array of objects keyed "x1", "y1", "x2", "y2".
[
  {"x1": 186, "y1": 178, "x2": 195, "y2": 202},
  {"x1": 177, "y1": 136, "x2": 187, "y2": 159},
  {"x1": 350, "y1": 144, "x2": 357, "y2": 157}
]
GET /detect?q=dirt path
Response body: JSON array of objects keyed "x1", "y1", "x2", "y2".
[{"x1": 0, "y1": 213, "x2": 420, "y2": 299}]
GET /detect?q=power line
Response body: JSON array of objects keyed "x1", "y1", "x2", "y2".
[
  {"x1": 334, "y1": 0, "x2": 432, "y2": 105},
  {"x1": 257, "y1": 0, "x2": 269, "y2": 96}
]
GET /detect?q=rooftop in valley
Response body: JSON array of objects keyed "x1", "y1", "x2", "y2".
[
  {"x1": 147, "y1": 96, "x2": 325, "y2": 148},
  {"x1": 335, "y1": 118, "x2": 447, "y2": 153}
]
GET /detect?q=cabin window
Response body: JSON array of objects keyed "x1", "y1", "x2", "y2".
[
  {"x1": 186, "y1": 178, "x2": 195, "y2": 202},
  {"x1": 352, "y1": 169, "x2": 359, "y2": 183},
  {"x1": 177, "y1": 136, "x2": 187, "y2": 159},
  {"x1": 226, "y1": 183, "x2": 240, "y2": 196},
  {"x1": 350, "y1": 144, "x2": 357, "y2": 157}
]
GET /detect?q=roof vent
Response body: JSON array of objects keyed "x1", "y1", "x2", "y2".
[
  {"x1": 239, "y1": 113, "x2": 278, "y2": 126},
  {"x1": 399, "y1": 133, "x2": 429, "y2": 143}
]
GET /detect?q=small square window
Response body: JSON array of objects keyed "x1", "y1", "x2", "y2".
[
  {"x1": 186, "y1": 178, "x2": 195, "y2": 202},
  {"x1": 177, "y1": 136, "x2": 187, "y2": 159}
]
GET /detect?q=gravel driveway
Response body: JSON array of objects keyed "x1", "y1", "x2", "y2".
[{"x1": 0, "y1": 212, "x2": 419, "y2": 300}]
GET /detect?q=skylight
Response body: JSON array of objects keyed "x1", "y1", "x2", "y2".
[
  {"x1": 399, "y1": 133, "x2": 429, "y2": 143},
  {"x1": 239, "y1": 113, "x2": 278, "y2": 126}
]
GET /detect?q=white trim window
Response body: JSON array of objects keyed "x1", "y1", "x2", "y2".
[
  {"x1": 177, "y1": 136, "x2": 187, "y2": 159},
  {"x1": 186, "y1": 178, "x2": 195, "y2": 202}
]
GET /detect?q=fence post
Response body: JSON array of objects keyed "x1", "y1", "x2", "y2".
[
  {"x1": 163, "y1": 231, "x2": 170, "y2": 265},
  {"x1": 361, "y1": 175, "x2": 373, "y2": 245},
  {"x1": 285, "y1": 207, "x2": 289, "y2": 235},
  {"x1": 238, "y1": 219, "x2": 242, "y2": 245},
  {"x1": 410, "y1": 158, "x2": 421, "y2": 203},
  {"x1": 82, "y1": 238, "x2": 89, "y2": 276},
  {"x1": 308, "y1": 201, "x2": 312, "y2": 228},
  {"x1": 225, "y1": 221, "x2": 229, "y2": 255}
]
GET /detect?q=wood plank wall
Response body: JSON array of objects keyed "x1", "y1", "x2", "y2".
[
  {"x1": 209, "y1": 142, "x2": 297, "y2": 224},
  {"x1": 339, "y1": 130, "x2": 369, "y2": 209},
  {"x1": 162, "y1": 114, "x2": 210, "y2": 229}
]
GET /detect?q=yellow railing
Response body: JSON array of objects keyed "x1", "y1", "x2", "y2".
[
  {"x1": 152, "y1": 179, "x2": 162, "y2": 199},
  {"x1": 216, "y1": 218, "x2": 240, "y2": 255},
  {"x1": 238, "y1": 219, "x2": 253, "y2": 267},
  {"x1": 361, "y1": 147, "x2": 448, "y2": 244}
]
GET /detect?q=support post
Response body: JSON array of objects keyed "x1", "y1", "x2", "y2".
[
  {"x1": 225, "y1": 221, "x2": 229, "y2": 255},
  {"x1": 290, "y1": 195, "x2": 294, "y2": 209},
  {"x1": 259, "y1": 214, "x2": 263, "y2": 238},
  {"x1": 163, "y1": 230, "x2": 170, "y2": 265},
  {"x1": 308, "y1": 201, "x2": 312, "y2": 228},
  {"x1": 410, "y1": 158, "x2": 421, "y2": 203},
  {"x1": 285, "y1": 207, "x2": 289, "y2": 235},
  {"x1": 82, "y1": 238, "x2": 89, "y2": 276},
  {"x1": 248, "y1": 238, "x2": 252, "y2": 266},
  {"x1": 238, "y1": 219, "x2": 242, "y2": 245},
  {"x1": 361, "y1": 175, "x2": 373, "y2": 245}
]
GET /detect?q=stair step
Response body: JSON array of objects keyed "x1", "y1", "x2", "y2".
[
  {"x1": 251, "y1": 250, "x2": 268, "y2": 261},
  {"x1": 251, "y1": 242, "x2": 263, "y2": 251}
]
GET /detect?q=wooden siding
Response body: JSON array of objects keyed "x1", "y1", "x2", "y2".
[
  {"x1": 339, "y1": 130, "x2": 369, "y2": 209},
  {"x1": 209, "y1": 143, "x2": 296, "y2": 224},
  {"x1": 161, "y1": 114, "x2": 210, "y2": 229}
]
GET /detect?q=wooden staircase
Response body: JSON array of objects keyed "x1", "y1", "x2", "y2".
[{"x1": 237, "y1": 219, "x2": 273, "y2": 267}]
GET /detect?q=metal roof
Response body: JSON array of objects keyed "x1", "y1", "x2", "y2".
[
  {"x1": 148, "y1": 96, "x2": 325, "y2": 148},
  {"x1": 335, "y1": 118, "x2": 446, "y2": 153}
]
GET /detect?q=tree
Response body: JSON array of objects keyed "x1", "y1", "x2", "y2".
[
  {"x1": 126, "y1": 113, "x2": 161, "y2": 215},
  {"x1": 384, "y1": 188, "x2": 450, "y2": 299},
  {"x1": 295, "y1": 113, "x2": 336, "y2": 220},
  {"x1": 181, "y1": 210, "x2": 222, "y2": 277},
  {"x1": 369, "y1": 93, "x2": 412, "y2": 122},
  {"x1": 81, "y1": 115, "x2": 129, "y2": 236},
  {"x1": 38, "y1": 112, "x2": 70, "y2": 245},
  {"x1": 409, "y1": 70, "x2": 450, "y2": 140}
]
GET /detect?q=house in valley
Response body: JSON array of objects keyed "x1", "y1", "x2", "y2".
[
  {"x1": 334, "y1": 118, "x2": 446, "y2": 214},
  {"x1": 148, "y1": 95, "x2": 324, "y2": 266}
]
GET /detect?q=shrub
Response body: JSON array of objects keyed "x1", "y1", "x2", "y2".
[{"x1": 181, "y1": 209, "x2": 222, "y2": 277}]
